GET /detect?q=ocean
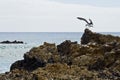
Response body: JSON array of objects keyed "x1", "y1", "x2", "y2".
[{"x1": 0, "y1": 32, "x2": 120, "y2": 73}]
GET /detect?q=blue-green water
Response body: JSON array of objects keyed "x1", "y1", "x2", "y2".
[{"x1": 0, "y1": 32, "x2": 120, "y2": 73}]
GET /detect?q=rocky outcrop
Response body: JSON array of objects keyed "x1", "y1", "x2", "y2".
[
  {"x1": 1, "y1": 28, "x2": 120, "y2": 80},
  {"x1": 81, "y1": 28, "x2": 120, "y2": 44},
  {"x1": 57, "y1": 40, "x2": 77, "y2": 56},
  {"x1": 10, "y1": 42, "x2": 60, "y2": 71},
  {"x1": 0, "y1": 40, "x2": 24, "y2": 44}
]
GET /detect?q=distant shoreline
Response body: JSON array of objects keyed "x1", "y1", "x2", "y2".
[{"x1": 0, "y1": 40, "x2": 24, "y2": 44}]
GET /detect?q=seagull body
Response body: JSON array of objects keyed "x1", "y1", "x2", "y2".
[{"x1": 77, "y1": 17, "x2": 93, "y2": 27}]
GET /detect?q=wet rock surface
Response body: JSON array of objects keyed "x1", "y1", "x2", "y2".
[{"x1": 1, "y1": 28, "x2": 120, "y2": 80}]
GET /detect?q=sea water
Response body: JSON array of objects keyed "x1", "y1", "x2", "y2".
[
  {"x1": 0, "y1": 32, "x2": 120, "y2": 73},
  {"x1": 0, "y1": 32, "x2": 82, "y2": 73}
]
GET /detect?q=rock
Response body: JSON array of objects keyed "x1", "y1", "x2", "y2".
[
  {"x1": 72, "y1": 55, "x2": 93, "y2": 66},
  {"x1": 88, "y1": 58, "x2": 105, "y2": 71},
  {"x1": 0, "y1": 69, "x2": 34, "y2": 80},
  {"x1": 0, "y1": 40, "x2": 24, "y2": 44},
  {"x1": 104, "y1": 51, "x2": 116, "y2": 67},
  {"x1": 1, "y1": 29, "x2": 120, "y2": 80},
  {"x1": 11, "y1": 42, "x2": 60, "y2": 71},
  {"x1": 10, "y1": 60, "x2": 25, "y2": 71},
  {"x1": 81, "y1": 28, "x2": 120, "y2": 44},
  {"x1": 32, "y1": 63, "x2": 96, "y2": 80},
  {"x1": 57, "y1": 40, "x2": 77, "y2": 56}
]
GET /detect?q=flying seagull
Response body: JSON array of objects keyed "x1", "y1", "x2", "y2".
[{"x1": 77, "y1": 17, "x2": 93, "y2": 27}]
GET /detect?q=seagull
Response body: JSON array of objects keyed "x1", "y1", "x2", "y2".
[{"x1": 77, "y1": 17, "x2": 93, "y2": 27}]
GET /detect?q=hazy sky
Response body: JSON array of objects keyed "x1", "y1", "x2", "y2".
[{"x1": 0, "y1": 0, "x2": 120, "y2": 32}]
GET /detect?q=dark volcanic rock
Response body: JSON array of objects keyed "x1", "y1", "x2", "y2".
[
  {"x1": 11, "y1": 42, "x2": 60, "y2": 71},
  {"x1": 57, "y1": 40, "x2": 77, "y2": 56},
  {"x1": 88, "y1": 58, "x2": 105, "y2": 71},
  {"x1": 81, "y1": 28, "x2": 120, "y2": 44},
  {"x1": 0, "y1": 40, "x2": 24, "y2": 44},
  {"x1": 1, "y1": 28, "x2": 120, "y2": 80}
]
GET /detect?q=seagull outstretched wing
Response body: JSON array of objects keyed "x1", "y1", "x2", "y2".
[
  {"x1": 77, "y1": 17, "x2": 89, "y2": 24},
  {"x1": 77, "y1": 17, "x2": 93, "y2": 27}
]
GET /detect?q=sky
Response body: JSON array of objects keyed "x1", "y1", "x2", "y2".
[{"x1": 0, "y1": 0, "x2": 120, "y2": 32}]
